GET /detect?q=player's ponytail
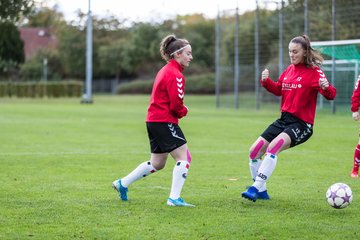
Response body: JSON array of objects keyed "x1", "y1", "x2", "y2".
[{"x1": 304, "y1": 35, "x2": 324, "y2": 67}]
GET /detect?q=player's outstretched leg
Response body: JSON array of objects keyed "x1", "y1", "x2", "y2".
[{"x1": 112, "y1": 161, "x2": 157, "y2": 200}]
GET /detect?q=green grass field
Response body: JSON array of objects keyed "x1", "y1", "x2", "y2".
[{"x1": 0, "y1": 95, "x2": 358, "y2": 239}]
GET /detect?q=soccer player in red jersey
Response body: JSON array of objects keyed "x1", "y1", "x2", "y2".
[
  {"x1": 112, "y1": 34, "x2": 195, "y2": 206},
  {"x1": 242, "y1": 35, "x2": 337, "y2": 202},
  {"x1": 350, "y1": 74, "x2": 360, "y2": 178}
]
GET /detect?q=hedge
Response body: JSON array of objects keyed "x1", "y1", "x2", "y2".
[
  {"x1": 0, "y1": 81, "x2": 83, "y2": 98},
  {"x1": 117, "y1": 73, "x2": 215, "y2": 94}
]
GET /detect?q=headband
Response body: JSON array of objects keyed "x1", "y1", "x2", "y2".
[{"x1": 170, "y1": 44, "x2": 190, "y2": 56}]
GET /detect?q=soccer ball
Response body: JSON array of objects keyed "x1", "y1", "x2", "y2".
[{"x1": 326, "y1": 183, "x2": 353, "y2": 209}]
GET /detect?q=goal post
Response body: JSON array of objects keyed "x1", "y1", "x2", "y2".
[
  {"x1": 312, "y1": 39, "x2": 360, "y2": 47},
  {"x1": 311, "y1": 39, "x2": 360, "y2": 112}
]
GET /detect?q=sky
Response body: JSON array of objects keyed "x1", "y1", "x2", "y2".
[{"x1": 37, "y1": 0, "x2": 261, "y2": 23}]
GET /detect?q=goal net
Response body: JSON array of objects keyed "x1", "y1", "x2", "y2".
[{"x1": 312, "y1": 39, "x2": 360, "y2": 112}]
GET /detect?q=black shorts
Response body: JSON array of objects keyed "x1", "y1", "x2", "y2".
[
  {"x1": 146, "y1": 122, "x2": 187, "y2": 153},
  {"x1": 261, "y1": 112, "x2": 313, "y2": 147}
]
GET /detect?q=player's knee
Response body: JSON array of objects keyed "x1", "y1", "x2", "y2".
[{"x1": 150, "y1": 161, "x2": 165, "y2": 170}]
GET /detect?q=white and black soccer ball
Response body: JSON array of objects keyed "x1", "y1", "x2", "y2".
[{"x1": 326, "y1": 183, "x2": 353, "y2": 209}]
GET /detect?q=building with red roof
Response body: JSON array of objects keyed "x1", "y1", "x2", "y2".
[{"x1": 19, "y1": 27, "x2": 57, "y2": 60}]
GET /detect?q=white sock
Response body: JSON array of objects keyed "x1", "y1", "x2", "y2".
[
  {"x1": 249, "y1": 158, "x2": 262, "y2": 180},
  {"x1": 249, "y1": 158, "x2": 267, "y2": 192},
  {"x1": 253, "y1": 153, "x2": 277, "y2": 191},
  {"x1": 121, "y1": 161, "x2": 156, "y2": 187},
  {"x1": 169, "y1": 160, "x2": 189, "y2": 199}
]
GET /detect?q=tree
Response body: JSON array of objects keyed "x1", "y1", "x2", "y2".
[
  {"x1": 0, "y1": 0, "x2": 34, "y2": 22},
  {"x1": 0, "y1": 0, "x2": 34, "y2": 79},
  {"x1": 0, "y1": 21, "x2": 25, "y2": 77},
  {"x1": 57, "y1": 24, "x2": 86, "y2": 79},
  {"x1": 91, "y1": 14, "x2": 131, "y2": 78},
  {"x1": 25, "y1": 5, "x2": 65, "y2": 27},
  {"x1": 119, "y1": 23, "x2": 161, "y2": 77},
  {"x1": 98, "y1": 40, "x2": 127, "y2": 79},
  {"x1": 174, "y1": 14, "x2": 215, "y2": 72},
  {"x1": 20, "y1": 48, "x2": 62, "y2": 80},
  {"x1": 56, "y1": 9, "x2": 133, "y2": 79}
]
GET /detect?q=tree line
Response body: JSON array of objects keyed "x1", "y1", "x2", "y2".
[{"x1": 0, "y1": 0, "x2": 359, "y2": 85}]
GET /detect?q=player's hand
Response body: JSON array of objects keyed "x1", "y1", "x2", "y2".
[
  {"x1": 319, "y1": 77, "x2": 329, "y2": 90},
  {"x1": 261, "y1": 69, "x2": 269, "y2": 81},
  {"x1": 352, "y1": 111, "x2": 359, "y2": 121}
]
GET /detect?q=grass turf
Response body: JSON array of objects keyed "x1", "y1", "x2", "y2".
[{"x1": 0, "y1": 95, "x2": 358, "y2": 239}]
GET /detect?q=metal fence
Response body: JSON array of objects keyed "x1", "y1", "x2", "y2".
[{"x1": 215, "y1": 0, "x2": 360, "y2": 112}]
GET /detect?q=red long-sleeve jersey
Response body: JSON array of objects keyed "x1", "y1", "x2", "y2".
[
  {"x1": 146, "y1": 59, "x2": 188, "y2": 124},
  {"x1": 261, "y1": 63, "x2": 336, "y2": 124},
  {"x1": 351, "y1": 75, "x2": 360, "y2": 112}
]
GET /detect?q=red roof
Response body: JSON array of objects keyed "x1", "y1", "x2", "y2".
[{"x1": 19, "y1": 27, "x2": 58, "y2": 60}]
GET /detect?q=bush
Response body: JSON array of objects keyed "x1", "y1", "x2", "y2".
[
  {"x1": 0, "y1": 81, "x2": 83, "y2": 98},
  {"x1": 186, "y1": 73, "x2": 215, "y2": 94},
  {"x1": 0, "y1": 82, "x2": 12, "y2": 97},
  {"x1": 117, "y1": 73, "x2": 215, "y2": 94},
  {"x1": 117, "y1": 79, "x2": 153, "y2": 94}
]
